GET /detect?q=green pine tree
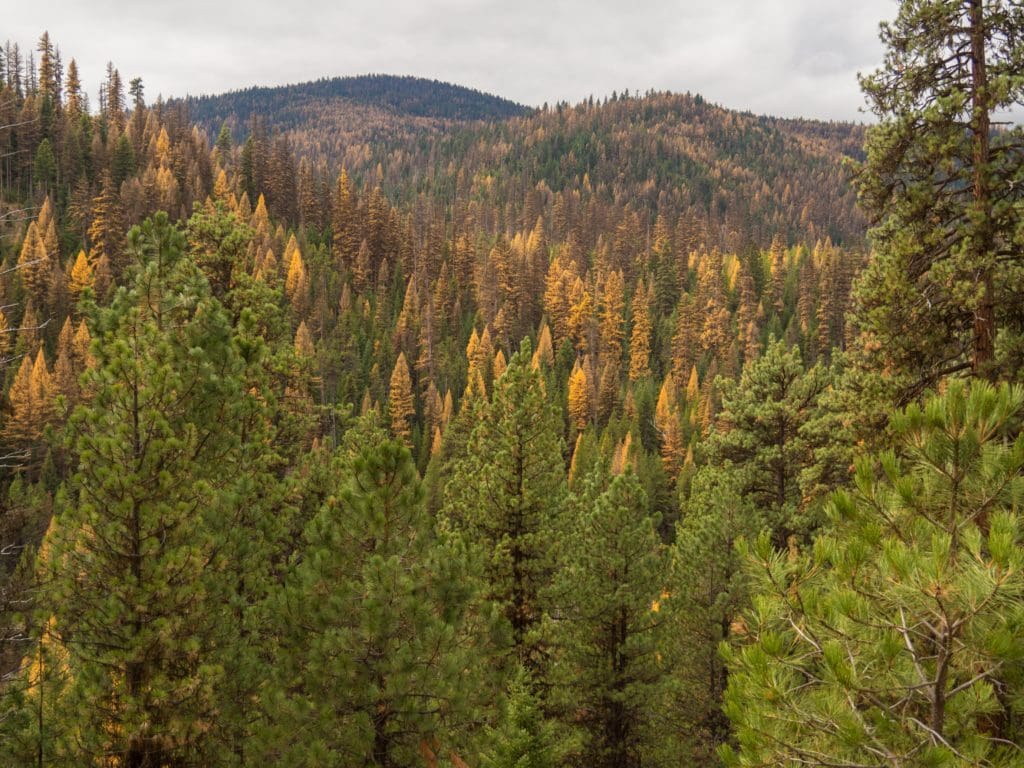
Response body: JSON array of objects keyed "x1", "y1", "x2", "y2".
[
  {"x1": 850, "y1": 0, "x2": 1024, "y2": 403},
  {"x1": 480, "y1": 665, "x2": 562, "y2": 768},
  {"x1": 263, "y1": 436, "x2": 500, "y2": 767},
  {"x1": 547, "y1": 466, "x2": 678, "y2": 768},
  {"x1": 28, "y1": 213, "x2": 276, "y2": 766},
  {"x1": 442, "y1": 337, "x2": 567, "y2": 668},
  {"x1": 722, "y1": 380, "x2": 1024, "y2": 767},
  {"x1": 701, "y1": 337, "x2": 835, "y2": 546},
  {"x1": 672, "y1": 466, "x2": 760, "y2": 763}
]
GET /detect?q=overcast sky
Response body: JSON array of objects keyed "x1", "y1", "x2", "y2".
[{"x1": 6, "y1": 0, "x2": 897, "y2": 122}]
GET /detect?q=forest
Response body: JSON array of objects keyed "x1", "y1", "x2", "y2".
[{"x1": 0, "y1": 0, "x2": 1022, "y2": 765}]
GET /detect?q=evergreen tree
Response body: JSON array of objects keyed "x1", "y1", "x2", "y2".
[
  {"x1": 443, "y1": 338, "x2": 566, "y2": 666},
  {"x1": 480, "y1": 665, "x2": 562, "y2": 768},
  {"x1": 547, "y1": 467, "x2": 678, "y2": 768},
  {"x1": 702, "y1": 338, "x2": 834, "y2": 545},
  {"x1": 673, "y1": 467, "x2": 761, "y2": 763},
  {"x1": 723, "y1": 381, "x2": 1024, "y2": 767},
  {"x1": 851, "y1": 0, "x2": 1024, "y2": 398},
  {"x1": 264, "y1": 437, "x2": 497, "y2": 767},
  {"x1": 29, "y1": 214, "x2": 275, "y2": 767}
]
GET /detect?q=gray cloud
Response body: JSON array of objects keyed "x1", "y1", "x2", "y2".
[{"x1": 5, "y1": 0, "x2": 896, "y2": 121}]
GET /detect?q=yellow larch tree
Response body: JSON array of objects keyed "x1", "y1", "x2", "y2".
[
  {"x1": 73, "y1": 319, "x2": 95, "y2": 371},
  {"x1": 532, "y1": 322, "x2": 554, "y2": 370},
  {"x1": 0, "y1": 309, "x2": 10, "y2": 360},
  {"x1": 543, "y1": 256, "x2": 574, "y2": 343},
  {"x1": 294, "y1": 321, "x2": 315, "y2": 358},
  {"x1": 4, "y1": 348, "x2": 55, "y2": 454},
  {"x1": 628, "y1": 280, "x2": 652, "y2": 381},
  {"x1": 251, "y1": 194, "x2": 271, "y2": 239},
  {"x1": 671, "y1": 293, "x2": 700, "y2": 379},
  {"x1": 599, "y1": 269, "x2": 626, "y2": 363},
  {"x1": 655, "y1": 372, "x2": 685, "y2": 479},
  {"x1": 388, "y1": 351, "x2": 415, "y2": 446},
  {"x1": 68, "y1": 250, "x2": 94, "y2": 303},
  {"x1": 566, "y1": 276, "x2": 594, "y2": 354},
  {"x1": 284, "y1": 237, "x2": 310, "y2": 319},
  {"x1": 567, "y1": 360, "x2": 592, "y2": 431},
  {"x1": 53, "y1": 318, "x2": 78, "y2": 402},
  {"x1": 493, "y1": 348, "x2": 508, "y2": 381},
  {"x1": 18, "y1": 222, "x2": 51, "y2": 301}
]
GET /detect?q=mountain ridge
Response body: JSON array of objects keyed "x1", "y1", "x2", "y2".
[{"x1": 181, "y1": 73, "x2": 532, "y2": 132}]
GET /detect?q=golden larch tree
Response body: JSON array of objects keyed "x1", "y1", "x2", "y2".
[
  {"x1": 294, "y1": 321, "x2": 315, "y2": 358},
  {"x1": 655, "y1": 372, "x2": 685, "y2": 479},
  {"x1": 18, "y1": 222, "x2": 51, "y2": 301},
  {"x1": 567, "y1": 361, "x2": 592, "y2": 431},
  {"x1": 68, "y1": 250, "x2": 94, "y2": 302},
  {"x1": 532, "y1": 323, "x2": 554, "y2": 370},
  {"x1": 628, "y1": 280, "x2": 652, "y2": 381},
  {"x1": 388, "y1": 352, "x2": 415, "y2": 446},
  {"x1": 599, "y1": 269, "x2": 626, "y2": 363}
]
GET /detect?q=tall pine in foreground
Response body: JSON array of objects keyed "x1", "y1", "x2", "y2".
[
  {"x1": 672, "y1": 466, "x2": 761, "y2": 763},
  {"x1": 850, "y1": 0, "x2": 1024, "y2": 413},
  {"x1": 264, "y1": 436, "x2": 500, "y2": 767},
  {"x1": 546, "y1": 467, "x2": 679, "y2": 768},
  {"x1": 698, "y1": 338, "x2": 837, "y2": 547},
  {"x1": 442, "y1": 338, "x2": 567, "y2": 668},
  {"x1": 723, "y1": 381, "x2": 1024, "y2": 767},
  {"x1": 23, "y1": 214, "x2": 277, "y2": 766}
]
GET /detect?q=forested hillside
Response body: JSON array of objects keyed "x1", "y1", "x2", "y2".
[
  {"x1": 187, "y1": 81, "x2": 866, "y2": 253},
  {"x1": 186, "y1": 74, "x2": 531, "y2": 127},
  {"x1": 0, "y1": 1, "x2": 1022, "y2": 764}
]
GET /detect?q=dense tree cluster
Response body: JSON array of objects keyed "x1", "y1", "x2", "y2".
[
  {"x1": 0, "y1": 0, "x2": 1021, "y2": 764},
  {"x1": 186, "y1": 81, "x2": 867, "y2": 254}
]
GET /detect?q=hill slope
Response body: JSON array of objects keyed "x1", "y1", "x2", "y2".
[
  {"x1": 184, "y1": 76, "x2": 866, "y2": 250},
  {"x1": 184, "y1": 74, "x2": 530, "y2": 136}
]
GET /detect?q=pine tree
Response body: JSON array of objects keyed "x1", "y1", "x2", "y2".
[
  {"x1": 673, "y1": 466, "x2": 761, "y2": 763},
  {"x1": 723, "y1": 381, "x2": 1024, "y2": 767},
  {"x1": 480, "y1": 666, "x2": 561, "y2": 768},
  {"x1": 443, "y1": 338, "x2": 566, "y2": 665},
  {"x1": 851, "y1": 0, "x2": 1024, "y2": 394},
  {"x1": 186, "y1": 200, "x2": 253, "y2": 299},
  {"x1": 265, "y1": 438, "x2": 497, "y2": 766},
  {"x1": 702, "y1": 338, "x2": 833, "y2": 545},
  {"x1": 30, "y1": 214, "x2": 277, "y2": 766},
  {"x1": 547, "y1": 468, "x2": 677, "y2": 768}
]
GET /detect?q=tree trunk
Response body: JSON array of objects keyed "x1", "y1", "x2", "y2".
[{"x1": 969, "y1": 0, "x2": 995, "y2": 377}]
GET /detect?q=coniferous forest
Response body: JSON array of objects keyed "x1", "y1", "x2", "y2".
[{"x1": 0, "y1": 1, "x2": 1023, "y2": 766}]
